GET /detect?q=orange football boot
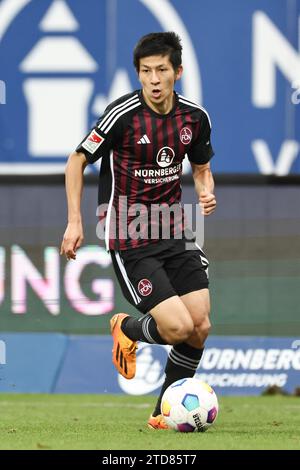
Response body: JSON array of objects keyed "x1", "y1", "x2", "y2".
[
  {"x1": 147, "y1": 414, "x2": 169, "y2": 430},
  {"x1": 110, "y1": 313, "x2": 137, "y2": 379}
]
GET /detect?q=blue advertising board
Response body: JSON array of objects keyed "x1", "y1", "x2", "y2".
[
  {"x1": 1, "y1": 334, "x2": 300, "y2": 395},
  {"x1": 0, "y1": 0, "x2": 299, "y2": 174}
]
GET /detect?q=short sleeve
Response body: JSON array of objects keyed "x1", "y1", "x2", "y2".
[{"x1": 187, "y1": 111, "x2": 214, "y2": 165}]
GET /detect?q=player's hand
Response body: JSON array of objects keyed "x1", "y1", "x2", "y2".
[
  {"x1": 199, "y1": 190, "x2": 216, "y2": 216},
  {"x1": 60, "y1": 221, "x2": 84, "y2": 260}
]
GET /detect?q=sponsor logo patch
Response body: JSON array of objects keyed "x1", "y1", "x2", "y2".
[
  {"x1": 156, "y1": 147, "x2": 175, "y2": 168},
  {"x1": 82, "y1": 129, "x2": 104, "y2": 154},
  {"x1": 180, "y1": 127, "x2": 192, "y2": 145},
  {"x1": 138, "y1": 279, "x2": 153, "y2": 296}
]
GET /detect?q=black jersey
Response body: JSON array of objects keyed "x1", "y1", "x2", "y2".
[{"x1": 76, "y1": 90, "x2": 214, "y2": 251}]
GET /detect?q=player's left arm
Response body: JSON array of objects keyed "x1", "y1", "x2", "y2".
[{"x1": 191, "y1": 162, "x2": 216, "y2": 216}]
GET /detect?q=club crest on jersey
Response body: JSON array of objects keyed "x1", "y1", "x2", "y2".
[
  {"x1": 82, "y1": 130, "x2": 104, "y2": 154},
  {"x1": 156, "y1": 147, "x2": 175, "y2": 168},
  {"x1": 138, "y1": 279, "x2": 153, "y2": 296},
  {"x1": 180, "y1": 127, "x2": 192, "y2": 145}
]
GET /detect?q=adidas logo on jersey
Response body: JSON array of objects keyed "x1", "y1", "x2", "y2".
[{"x1": 137, "y1": 134, "x2": 151, "y2": 144}]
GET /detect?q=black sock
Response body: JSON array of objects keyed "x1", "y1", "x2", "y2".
[
  {"x1": 121, "y1": 314, "x2": 167, "y2": 344},
  {"x1": 153, "y1": 343, "x2": 204, "y2": 417}
]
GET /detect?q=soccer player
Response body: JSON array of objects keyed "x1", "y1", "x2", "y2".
[{"x1": 60, "y1": 32, "x2": 216, "y2": 429}]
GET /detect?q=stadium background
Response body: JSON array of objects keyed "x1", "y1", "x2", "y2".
[{"x1": 0, "y1": 0, "x2": 299, "y2": 396}]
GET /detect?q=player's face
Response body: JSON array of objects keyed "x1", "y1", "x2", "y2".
[{"x1": 138, "y1": 55, "x2": 183, "y2": 113}]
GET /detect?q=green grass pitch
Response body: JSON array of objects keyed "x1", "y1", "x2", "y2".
[{"x1": 0, "y1": 394, "x2": 299, "y2": 450}]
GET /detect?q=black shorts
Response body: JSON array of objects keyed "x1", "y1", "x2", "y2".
[{"x1": 110, "y1": 238, "x2": 209, "y2": 314}]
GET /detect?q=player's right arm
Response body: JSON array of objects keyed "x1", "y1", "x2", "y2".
[
  {"x1": 60, "y1": 93, "x2": 136, "y2": 258},
  {"x1": 60, "y1": 151, "x2": 88, "y2": 260}
]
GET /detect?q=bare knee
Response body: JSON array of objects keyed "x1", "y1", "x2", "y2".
[
  {"x1": 195, "y1": 316, "x2": 211, "y2": 339},
  {"x1": 160, "y1": 318, "x2": 194, "y2": 344},
  {"x1": 187, "y1": 316, "x2": 211, "y2": 348}
]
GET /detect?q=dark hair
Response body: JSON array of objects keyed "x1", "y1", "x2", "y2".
[{"x1": 133, "y1": 32, "x2": 182, "y2": 72}]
